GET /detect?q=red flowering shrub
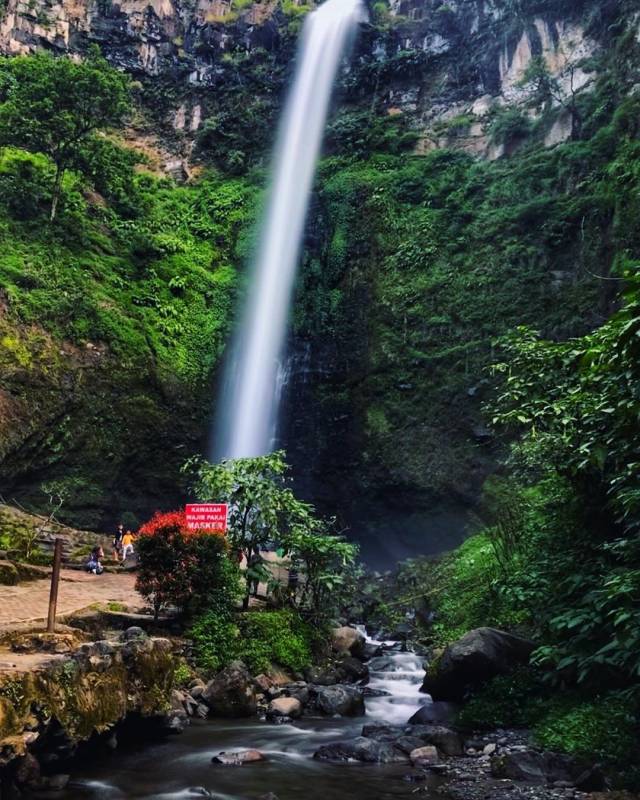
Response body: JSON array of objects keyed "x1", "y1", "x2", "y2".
[
  {"x1": 136, "y1": 510, "x2": 239, "y2": 619},
  {"x1": 139, "y1": 510, "x2": 189, "y2": 538}
]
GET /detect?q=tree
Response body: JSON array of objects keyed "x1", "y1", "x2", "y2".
[
  {"x1": 0, "y1": 48, "x2": 130, "y2": 220},
  {"x1": 279, "y1": 518, "x2": 359, "y2": 624},
  {"x1": 185, "y1": 451, "x2": 358, "y2": 614}
]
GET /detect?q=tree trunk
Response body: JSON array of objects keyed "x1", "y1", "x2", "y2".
[
  {"x1": 242, "y1": 546, "x2": 252, "y2": 611},
  {"x1": 50, "y1": 164, "x2": 64, "y2": 222}
]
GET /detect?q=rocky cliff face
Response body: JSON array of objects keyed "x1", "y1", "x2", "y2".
[{"x1": 0, "y1": 0, "x2": 612, "y2": 166}]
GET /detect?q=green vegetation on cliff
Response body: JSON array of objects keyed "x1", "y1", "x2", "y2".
[{"x1": 0, "y1": 54, "x2": 259, "y2": 527}]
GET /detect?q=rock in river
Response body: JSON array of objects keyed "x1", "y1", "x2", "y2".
[
  {"x1": 314, "y1": 684, "x2": 365, "y2": 717},
  {"x1": 331, "y1": 626, "x2": 366, "y2": 659},
  {"x1": 202, "y1": 660, "x2": 257, "y2": 717},
  {"x1": 212, "y1": 750, "x2": 266, "y2": 766},
  {"x1": 409, "y1": 746, "x2": 440, "y2": 766},
  {"x1": 314, "y1": 737, "x2": 409, "y2": 764},
  {"x1": 267, "y1": 696, "x2": 302, "y2": 720}
]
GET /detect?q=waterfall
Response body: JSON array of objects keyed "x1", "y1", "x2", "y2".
[{"x1": 214, "y1": 0, "x2": 365, "y2": 461}]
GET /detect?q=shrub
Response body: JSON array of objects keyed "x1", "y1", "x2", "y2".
[
  {"x1": 456, "y1": 667, "x2": 550, "y2": 730},
  {"x1": 190, "y1": 609, "x2": 315, "y2": 676},
  {"x1": 489, "y1": 107, "x2": 532, "y2": 145},
  {"x1": 135, "y1": 510, "x2": 240, "y2": 619},
  {"x1": 533, "y1": 692, "x2": 639, "y2": 766},
  {"x1": 190, "y1": 609, "x2": 240, "y2": 675},
  {"x1": 425, "y1": 534, "x2": 530, "y2": 647},
  {"x1": 236, "y1": 610, "x2": 315, "y2": 674}
]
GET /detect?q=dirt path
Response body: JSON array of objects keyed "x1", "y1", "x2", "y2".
[{"x1": 0, "y1": 569, "x2": 140, "y2": 631}]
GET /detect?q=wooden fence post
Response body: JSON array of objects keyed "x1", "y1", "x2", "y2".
[{"x1": 47, "y1": 538, "x2": 63, "y2": 633}]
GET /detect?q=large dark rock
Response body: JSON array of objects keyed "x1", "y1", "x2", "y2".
[
  {"x1": 304, "y1": 665, "x2": 342, "y2": 685},
  {"x1": 361, "y1": 724, "x2": 405, "y2": 741},
  {"x1": 407, "y1": 701, "x2": 458, "y2": 725},
  {"x1": 408, "y1": 724, "x2": 463, "y2": 756},
  {"x1": 331, "y1": 627, "x2": 366, "y2": 659},
  {"x1": 314, "y1": 685, "x2": 365, "y2": 717},
  {"x1": 422, "y1": 628, "x2": 535, "y2": 701},
  {"x1": 361, "y1": 722, "x2": 462, "y2": 756},
  {"x1": 313, "y1": 737, "x2": 409, "y2": 764},
  {"x1": 338, "y1": 656, "x2": 369, "y2": 682},
  {"x1": 491, "y1": 750, "x2": 605, "y2": 789},
  {"x1": 202, "y1": 661, "x2": 257, "y2": 718}
]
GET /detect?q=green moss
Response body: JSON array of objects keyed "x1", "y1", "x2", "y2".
[
  {"x1": 0, "y1": 696, "x2": 20, "y2": 740},
  {"x1": 533, "y1": 693, "x2": 639, "y2": 767},
  {"x1": 0, "y1": 148, "x2": 255, "y2": 526}
]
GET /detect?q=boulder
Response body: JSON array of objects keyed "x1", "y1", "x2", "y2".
[
  {"x1": 254, "y1": 674, "x2": 274, "y2": 693},
  {"x1": 212, "y1": 750, "x2": 266, "y2": 766},
  {"x1": 422, "y1": 628, "x2": 535, "y2": 701},
  {"x1": 267, "y1": 697, "x2": 302, "y2": 720},
  {"x1": 15, "y1": 753, "x2": 41, "y2": 787},
  {"x1": 314, "y1": 685, "x2": 365, "y2": 717},
  {"x1": 314, "y1": 738, "x2": 408, "y2": 764},
  {"x1": 393, "y1": 736, "x2": 427, "y2": 755},
  {"x1": 161, "y1": 711, "x2": 188, "y2": 734},
  {"x1": 331, "y1": 626, "x2": 366, "y2": 659},
  {"x1": 408, "y1": 702, "x2": 459, "y2": 726},
  {"x1": 361, "y1": 724, "x2": 405, "y2": 741},
  {"x1": 120, "y1": 626, "x2": 148, "y2": 642},
  {"x1": 283, "y1": 682, "x2": 310, "y2": 706},
  {"x1": 409, "y1": 725, "x2": 463, "y2": 756},
  {"x1": 409, "y1": 746, "x2": 440, "y2": 766},
  {"x1": 490, "y1": 750, "x2": 605, "y2": 790},
  {"x1": 202, "y1": 661, "x2": 257, "y2": 718},
  {"x1": 46, "y1": 774, "x2": 70, "y2": 790},
  {"x1": 338, "y1": 656, "x2": 369, "y2": 682},
  {"x1": 362, "y1": 642, "x2": 382, "y2": 660},
  {"x1": 304, "y1": 665, "x2": 342, "y2": 686}
]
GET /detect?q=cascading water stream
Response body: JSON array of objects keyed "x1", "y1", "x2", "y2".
[{"x1": 214, "y1": 0, "x2": 365, "y2": 460}]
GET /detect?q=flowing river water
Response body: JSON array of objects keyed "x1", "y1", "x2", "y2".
[{"x1": 52, "y1": 634, "x2": 443, "y2": 800}]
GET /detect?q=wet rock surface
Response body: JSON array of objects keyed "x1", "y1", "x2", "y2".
[
  {"x1": 211, "y1": 749, "x2": 266, "y2": 766},
  {"x1": 202, "y1": 660, "x2": 257, "y2": 718},
  {"x1": 422, "y1": 628, "x2": 536, "y2": 701},
  {"x1": 313, "y1": 684, "x2": 366, "y2": 717}
]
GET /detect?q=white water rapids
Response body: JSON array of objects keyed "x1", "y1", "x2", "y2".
[
  {"x1": 358, "y1": 627, "x2": 431, "y2": 724},
  {"x1": 214, "y1": 0, "x2": 365, "y2": 460}
]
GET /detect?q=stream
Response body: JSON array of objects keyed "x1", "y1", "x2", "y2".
[{"x1": 51, "y1": 633, "x2": 443, "y2": 800}]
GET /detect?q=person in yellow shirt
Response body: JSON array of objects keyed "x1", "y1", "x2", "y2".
[{"x1": 121, "y1": 531, "x2": 135, "y2": 561}]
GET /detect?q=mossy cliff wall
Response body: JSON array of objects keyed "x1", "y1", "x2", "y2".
[
  {"x1": 0, "y1": 0, "x2": 638, "y2": 553},
  {"x1": 0, "y1": 634, "x2": 177, "y2": 784}
]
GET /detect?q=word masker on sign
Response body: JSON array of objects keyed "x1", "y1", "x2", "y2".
[{"x1": 185, "y1": 504, "x2": 228, "y2": 533}]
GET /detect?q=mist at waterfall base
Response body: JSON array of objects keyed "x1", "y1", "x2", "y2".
[
  {"x1": 278, "y1": 344, "x2": 472, "y2": 569},
  {"x1": 213, "y1": 0, "x2": 365, "y2": 462}
]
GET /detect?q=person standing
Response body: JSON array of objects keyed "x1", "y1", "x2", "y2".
[
  {"x1": 121, "y1": 530, "x2": 135, "y2": 561},
  {"x1": 112, "y1": 523, "x2": 124, "y2": 561}
]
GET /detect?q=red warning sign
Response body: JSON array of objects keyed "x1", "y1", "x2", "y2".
[{"x1": 185, "y1": 504, "x2": 228, "y2": 533}]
